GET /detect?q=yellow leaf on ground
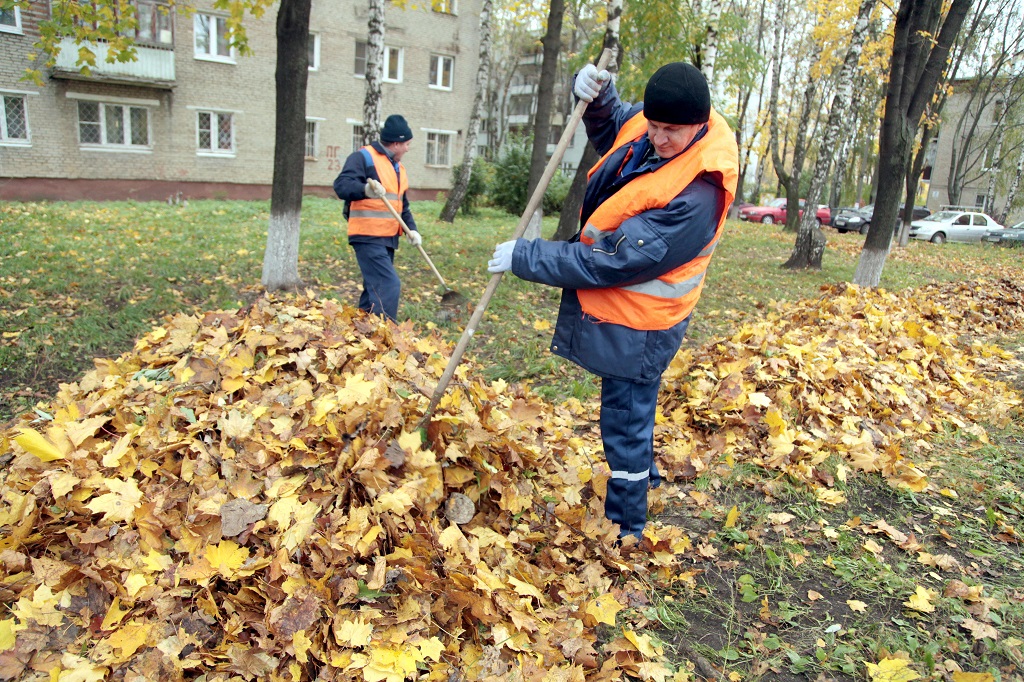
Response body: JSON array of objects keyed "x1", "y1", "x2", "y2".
[
  {"x1": 585, "y1": 593, "x2": 624, "y2": 626},
  {"x1": 724, "y1": 505, "x2": 739, "y2": 528},
  {"x1": 14, "y1": 428, "x2": 65, "y2": 462},
  {"x1": 334, "y1": 618, "x2": 373, "y2": 647},
  {"x1": 960, "y1": 618, "x2": 999, "y2": 641},
  {"x1": 808, "y1": 590, "x2": 823, "y2": 601},
  {"x1": 417, "y1": 637, "x2": 445, "y2": 662},
  {"x1": 904, "y1": 585, "x2": 938, "y2": 613},
  {"x1": 100, "y1": 597, "x2": 130, "y2": 631},
  {"x1": 624, "y1": 629, "x2": 661, "y2": 657},
  {"x1": 951, "y1": 673, "x2": 995, "y2": 682},
  {"x1": 847, "y1": 600, "x2": 867, "y2": 612},
  {"x1": 0, "y1": 618, "x2": 17, "y2": 651},
  {"x1": 866, "y1": 657, "x2": 921, "y2": 682},
  {"x1": 105, "y1": 621, "x2": 152, "y2": 659},
  {"x1": 204, "y1": 540, "x2": 250, "y2": 580}
]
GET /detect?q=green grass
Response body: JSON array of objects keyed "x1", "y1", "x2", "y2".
[{"x1": 2, "y1": 198, "x2": 1023, "y2": 677}]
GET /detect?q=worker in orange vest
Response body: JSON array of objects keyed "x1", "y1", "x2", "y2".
[
  {"x1": 334, "y1": 114, "x2": 422, "y2": 321},
  {"x1": 488, "y1": 63, "x2": 739, "y2": 542}
]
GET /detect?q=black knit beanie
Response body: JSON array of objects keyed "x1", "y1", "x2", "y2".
[
  {"x1": 643, "y1": 62, "x2": 711, "y2": 125},
  {"x1": 380, "y1": 115, "x2": 413, "y2": 143}
]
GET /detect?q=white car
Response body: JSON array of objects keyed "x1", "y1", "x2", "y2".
[{"x1": 908, "y1": 210, "x2": 1004, "y2": 244}]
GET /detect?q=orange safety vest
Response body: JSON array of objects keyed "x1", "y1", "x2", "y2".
[
  {"x1": 347, "y1": 146, "x2": 408, "y2": 238},
  {"x1": 577, "y1": 109, "x2": 738, "y2": 330}
]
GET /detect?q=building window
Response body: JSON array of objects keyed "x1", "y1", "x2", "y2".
[
  {"x1": 384, "y1": 46, "x2": 403, "y2": 83},
  {"x1": 1, "y1": 6, "x2": 23, "y2": 33},
  {"x1": 351, "y1": 124, "x2": 365, "y2": 153},
  {"x1": 194, "y1": 14, "x2": 234, "y2": 61},
  {"x1": 974, "y1": 194, "x2": 986, "y2": 209},
  {"x1": 510, "y1": 94, "x2": 532, "y2": 117},
  {"x1": 1, "y1": 94, "x2": 29, "y2": 143},
  {"x1": 425, "y1": 131, "x2": 452, "y2": 166},
  {"x1": 197, "y1": 111, "x2": 234, "y2": 154},
  {"x1": 78, "y1": 101, "x2": 150, "y2": 149},
  {"x1": 432, "y1": 0, "x2": 457, "y2": 13},
  {"x1": 355, "y1": 41, "x2": 367, "y2": 77},
  {"x1": 305, "y1": 120, "x2": 319, "y2": 158},
  {"x1": 308, "y1": 33, "x2": 320, "y2": 71},
  {"x1": 135, "y1": 1, "x2": 174, "y2": 47},
  {"x1": 429, "y1": 55, "x2": 454, "y2": 90}
]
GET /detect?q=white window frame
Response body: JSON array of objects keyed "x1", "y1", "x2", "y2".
[
  {"x1": 308, "y1": 33, "x2": 320, "y2": 71},
  {"x1": 194, "y1": 13, "x2": 236, "y2": 63},
  {"x1": 383, "y1": 46, "x2": 403, "y2": 83},
  {"x1": 305, "y1": 118, "x2": 323, "y2": 159},
  {"x1": 0, "y1": 5, "x2": 22, "y2": 34},
  {"x1": 349, "y1": 120, "x2": 366, "y2": 153},
  {"x1": 194, "y1": 109, "x2": 236, "y2": 156},
  {"x1": 429, "y1": 54, "x2": 454, "y2": 91},
  {"x1": 423, "y1": 129, "x2": 455, "y2": 167},
  {"x1": 1, "y1": 90, "x2": 31, "y2": 145},
  {"x1": 75, "y1": 99, "x2": 152, "y2": 152}
]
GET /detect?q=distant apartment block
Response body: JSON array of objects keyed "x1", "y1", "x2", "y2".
[{"x1": 0, "y1": 0, "x2": 482, "y2": 201}]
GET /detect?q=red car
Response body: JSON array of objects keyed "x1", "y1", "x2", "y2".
[{"x1": 738, "y1": 198, "x2": 831, "y2": 226}]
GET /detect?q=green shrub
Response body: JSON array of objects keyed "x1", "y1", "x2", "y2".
[
  {"x1": 450, "y1": 160, "x2": 492, "y2": 215},
  {"x1": 487, "y1": 136, "x2": 572, "y2": 217}
]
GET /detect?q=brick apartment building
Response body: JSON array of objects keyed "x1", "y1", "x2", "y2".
[{"x1": 0, "y1": 0, "x2": 482, "y2": 202}]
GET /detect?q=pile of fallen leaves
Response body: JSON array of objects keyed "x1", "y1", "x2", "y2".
[
  {"x1": 0, "y1": 294, "x2": 688, "y2": 682},
  {"x1": 1, "y1": 279, "x2": 1023, "y2": 681},
  {"x1": 657, "y1": 279, "x2": 1024, "y2": 502}
]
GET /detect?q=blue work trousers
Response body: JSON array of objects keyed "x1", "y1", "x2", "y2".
[
  {"x1": 351, "y1": 240, "x2": 400, "y2": 321},
  {"x1": 600, "y1": 377, "x2": 662, "y2": 538}
]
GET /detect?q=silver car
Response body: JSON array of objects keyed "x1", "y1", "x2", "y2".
[{"x1": 909, "y1": 210, "x2": 1004, "y2": 244}]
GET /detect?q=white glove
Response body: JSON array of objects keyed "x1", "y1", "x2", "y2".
[
  {"x1": 488, "y1": 240, "x2": 516, "y2": 273},
  {"x1": 364, "y1": 178, "x2": 386, "y2": 199},
  {"x1": 406, "y1": 230, "x2": 422, "y2": 247},
  {"x1": 573, "y1": 63, "x2": 610, "y2": 103}
]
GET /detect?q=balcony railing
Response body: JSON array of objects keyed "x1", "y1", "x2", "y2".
[{"x1": 52, "y1": 37, "x2": 175, "y2": 87}]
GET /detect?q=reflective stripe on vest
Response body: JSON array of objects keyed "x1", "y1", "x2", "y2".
[
  {"x1": 577, "y1": 109, "x2": 738, "y2": 331},
  {"x1": 348, "y1": 147, "x2": 408, "y2": 237}
]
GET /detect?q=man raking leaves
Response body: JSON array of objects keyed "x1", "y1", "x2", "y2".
[{"x1": 488, "y1": 62, "x2": 739, "y2": 542}]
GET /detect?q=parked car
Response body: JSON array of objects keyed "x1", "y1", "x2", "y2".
[
  {"x1": 908, "y1": 210, "x2": 1004, "y2": 244},
  {"x1": 831, "y1": 207, "x2": 872, "y2": 234},
  {"x1": 983, "y1": 220, "x2": 1024, "y2": 246},
  {"x1": 738, "y1": 198, "x2": 831, "y2": 226}
]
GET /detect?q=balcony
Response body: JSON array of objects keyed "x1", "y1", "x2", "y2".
[{"x1": 52, "y1": 37, "x2": 175, "y2": 88}]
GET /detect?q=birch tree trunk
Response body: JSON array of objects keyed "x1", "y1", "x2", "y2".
[
  {"x1": 853, "y1": 0, "x2": 971, "y2": 287},
  {"x1": 984, "y1": 127, "x2": 1004, "y2": 214},
  {"x1": 701, "y1": 0, "x2": 725, "y2": 83},
  {"x1": 439, "y1": 0, "x2": 492, "y2": 222},
  {"x1": 1000, "y1": 145, "x2": 1024, "y2": 225},
  {"x1": 261, "y1": 0, "x2": 312, "y2": 291},
  {"x1": 361, "y1": 0, "x2": 385, "y2": 145},
  {"x1": 553, "y1": 0, "x2": 621, "y2": 242},
  {"x1": 783, "y1": 0, "x2": 877, "y2": 269}
]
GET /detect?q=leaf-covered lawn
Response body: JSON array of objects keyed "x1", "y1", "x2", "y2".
[{"x1": 1, "y1": 200, "x2": 1023, "y2": 680}]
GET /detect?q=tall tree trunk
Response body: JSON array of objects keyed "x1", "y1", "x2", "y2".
[
  {"x1": 554, "y1": 0, "x2": 621, "y2": 241},
  {"x1": 984, "y1": 126, "x2": 1004, "y2": 214},
  {"x1": 261, "y1": 0, "x2": 311, "y2": 291},
  {"x1": 853, "y1": 0, "x2": 971, "y2": 287},
  {"x1": 526, "y1": 0, "x2": 564, "y2": 201},
  {"x1": 439, "y1": 0, "x2": 492, "y2": 222},
  {"x1": 362, "y1": 0, "x2": 385, "y2": 145},
  {"x1": 701, "y1": 0, "x2": 725, "y2": 83},
  {"x1": 1000, "y1": 144, "x2": 1024, "y2": 225},
  {"x1": 784, "y1": 0, "x2": 877, "y2": 269}
]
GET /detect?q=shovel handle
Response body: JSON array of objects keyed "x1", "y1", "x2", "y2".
[
  {"x1": 379, "y1": 195, "x2": 450, "y2": 290},
  {"x1": 419, "y1": 48, "x2": 614, "y2": 426}
]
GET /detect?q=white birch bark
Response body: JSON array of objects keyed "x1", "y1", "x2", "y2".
[{"x1": 362, "y1": 0, "x2": 385, "y2": 145}]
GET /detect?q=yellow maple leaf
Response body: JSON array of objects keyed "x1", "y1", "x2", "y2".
[
  {"x1": 533, "y1": 318, "x2": 551, "y2": 331},
  {"x1": 106, "y1": 621, "x2": 152, "y2": 659},
  {"x1": 0, "y1": 618, "x2": 18, "y2": 652},
  {"x1": 335, "y1": 618, "x2": 373, "y2": 647},
  {"x1": 847, "y1": 600, "x2": 867, "y2": 612},
  {"x1": 747, "y1": 392, "x2": 772, "y2": 407},
  {"x1": 57, "y1": 652, "x2": 108, "y2": 682},
  {"x1": 14, "y1": 428, "x2": 65, "y2": 462},
  {"x1": 816, "y1": 488, "x2": 847, "y2": 505},
  {"x1": 218, "y1": 409, "x2": 254, "y2": 439},
  {"x1": 624, "y1": 629, "x2": 661, "y2": 657},
  {"x1": 13, "y1": 585, "x2": 64, "y2": 627},
  {"x1": 586, "y1": 593, "x2": 624, "y2": 626},
  {"x1": 903, "y1": 585, "x2": 938, "y2": 613},
  {"x1": 507, "y1": 576, "x2": 543, "y2": 600},
  {"x1": 86, "y1": 477, "x2": 144, "y2": 523},
  {"x1": 204, "y1": 540, "x2": 250, "y2": 580},
  {"x1": 363, "y1": 644, "x2": 420, "y2": 682},
  {"x1": 951, "y1": 673, "x2": 995, "y2": 682},
  {"x1": 865, "y1": 657, "x2": 920, "y2": 682},
  {"x1": 292, "y1": 629, "x2": 312, "y2": 663},
  {"x1": 417, "y1": 637, "x2": 445, "y2": 662},
  {"x1": 100, "y1": 597, "x2": 130, "y2": 631},
  {"x1": 724, "y1": 505, "x2": 740, "y2": 528},
  {"x1": 340, "y1": 373, "x2": 377, "y2": 407}
]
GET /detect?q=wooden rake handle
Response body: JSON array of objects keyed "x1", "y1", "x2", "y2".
[
  {"x1": 379, "y1": 194, "x2": 450, "y2": 290},
  {"x1": 417, "y1": 48, "x2": 614, "y2": 427}
]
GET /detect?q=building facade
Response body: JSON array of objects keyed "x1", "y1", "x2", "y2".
[{"x1": 0, "y1": 0, "x2": 482, "y2": 201}]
